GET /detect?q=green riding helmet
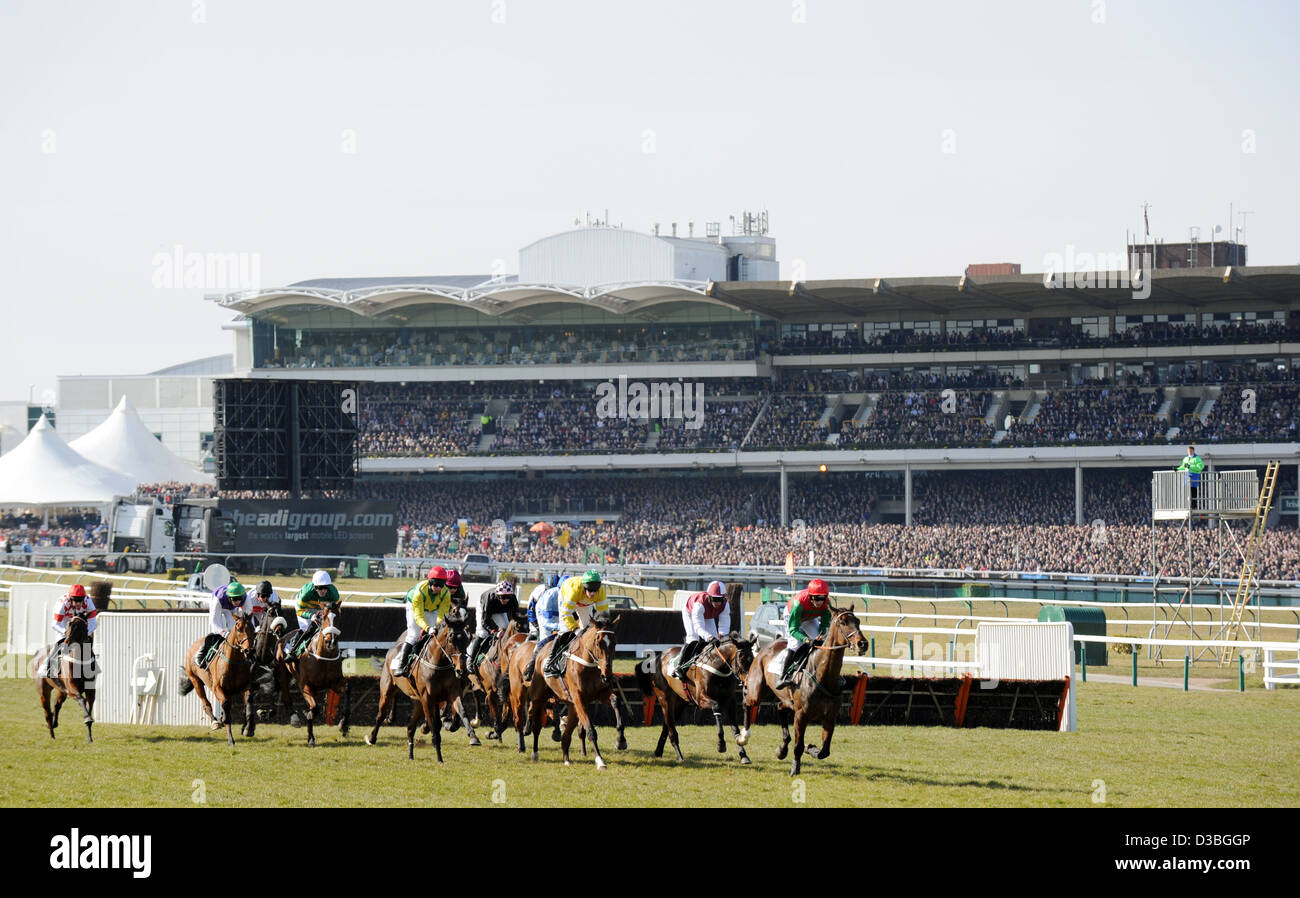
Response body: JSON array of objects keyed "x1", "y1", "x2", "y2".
[
  {"x1": 227, "y1": 582, "x2": 246, "y2": 598},
  {"x1": 581, "y1": 570, "x2": 602, "y2": 588}
]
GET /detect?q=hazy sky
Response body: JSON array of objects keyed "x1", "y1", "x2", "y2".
[{"x1": 2, "y1": 0, "x2": 1296, "y2": 399}]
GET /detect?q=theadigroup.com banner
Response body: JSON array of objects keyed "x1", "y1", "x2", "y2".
[{"x1": 223, "y1": 500, "x2": 397, "y2": 556}]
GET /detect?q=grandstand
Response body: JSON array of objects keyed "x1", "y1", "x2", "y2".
[{"x1": 205, "y1": 222, "x2": 1299, "y2": 550}]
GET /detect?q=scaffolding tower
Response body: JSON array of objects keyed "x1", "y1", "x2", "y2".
[{"x1": 1148, "y1": 464, "x2": 1279, "y2": 664}]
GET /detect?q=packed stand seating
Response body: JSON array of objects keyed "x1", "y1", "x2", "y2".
[
  {"x1": 1181, "y1": 383, "x2": 1300, "y2": 444},
  {"x1": 743, "y1": 394, "x2": 829, "y2": 449},
  {"x1": 838, "y1": 391, "x2": 993, "y2": 449},
  {"x1": 1002, "y1": 387, "x2": 1164, "y2": 447},
  {"x1": 133, "y1": 482, "x2": 218, "y2": 501}
]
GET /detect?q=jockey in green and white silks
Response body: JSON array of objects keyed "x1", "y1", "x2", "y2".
[{"x1": 775, "y1": 579, "x2": 832, "y2": 689}]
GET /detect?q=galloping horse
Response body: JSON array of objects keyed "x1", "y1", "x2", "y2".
[
  {"x1": 505, "y1": 628, "x2": 563, "y2": 756},
  {"x1": 31, "y1": 613, "x2": 97, "y2": 742},
  {"x1": 467, "y1": 610, "x2": 530, "y2": 740},
  {"x1": 743, "y1": 606, "x2": 869, "y2": 776},
  {"x1": 180, "y1": 614, "x2": 257, "y2": 746},
  {"x1": 251, "y1": 606, "x2": 295, "y2": 723},
  {"x1": 536, "y1": 613, "x2": 625, "y2": 769},
  {"x1": 291, "y1": 602, "x2": 351, "y2": 747},
  {"x1": 367, "y1": 616, "x2": 479, "y2": 761},
  {"x1": 637, "y1": 634, "x2": 754, "y2": 765}
]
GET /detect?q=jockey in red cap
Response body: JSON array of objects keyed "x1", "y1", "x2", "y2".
[{"x1": 775, "y1": 579, "x2": 832, "y2": 690}]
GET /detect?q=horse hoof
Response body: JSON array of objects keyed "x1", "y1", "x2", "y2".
[
  {"x1": 718, "y1": 742, "x2": 727, "y2": 753},
  {"x1": 550, "y1": 731, "x2": 562, "y2": 743},
  {"x1": 564, "y1": 760, "x2": 571, "y2": 767},
  {"x1": 365, "y1": 734, "x2": 376, "y2": 746},
  {"x1": 485, "y1": 731, "x2": 499, "y2": 740},
  {"x1": 289, "y1": 714, "x2": 302, "y2": 728},
  {"x1": 210, "y1": 720, "x2": 221, "y2": 731},
  {"x1": 532, "y1": 752, "x2": 539, "y2": 762},
  {"x1": 617, "y1": 737, "x2": 627, "y2": 751},
  {"x1": 740, "y1": 755, "x2": 752, "y2": 765},
  {"x1": 596, "y1": 760, "x2": 607, "y2": 771},
  {"x1": 470, "y1": 717, "x2": 481, "y2": 727},
  {"x1": 737, "y1": 731, "x2": 749, "y2": 746},
  {"x1": 468, "y1": 736, "x2": 482, "y2": 747},
  {"x1": 777, "y1": 747, "x2": 788, "y2": 760}
]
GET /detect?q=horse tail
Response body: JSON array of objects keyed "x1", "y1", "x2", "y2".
[
  {"x1": 178, "y1": 670, "x2": 194, "y2": 696},
  {"x1": 634, "y1": 652, "x2": 658, "y2": 698}
]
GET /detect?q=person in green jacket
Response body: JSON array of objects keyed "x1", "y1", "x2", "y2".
[{"x1": 1176, "y1": 445, "x2": 1205, "y2": 510}]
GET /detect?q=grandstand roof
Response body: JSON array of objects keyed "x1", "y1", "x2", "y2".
[{"x1": 213, "y1": 265, "x2": 1300, "y2": 323}]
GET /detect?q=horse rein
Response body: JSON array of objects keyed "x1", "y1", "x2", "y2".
[
  {"x1": 565, "y1": 628, "x2": 616, "y2": 675},
  {"x1": 418, "y1": 628, "x2": 463, "y2": 673}
]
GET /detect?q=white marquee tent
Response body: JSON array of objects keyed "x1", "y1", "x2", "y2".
[
  {"x1": 0, "y1": 415, "x2": 137, "y2": 508},
  {"x1": 69, "y1": 397, "x2": 214, "y2": 487}
]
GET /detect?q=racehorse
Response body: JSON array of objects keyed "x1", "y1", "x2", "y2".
[
  {"x1": 180, "y1": 614, "x2": 257, "y2": 746},
  {"x1": 291, "y1": 602, "x2": 351, "y2": 747},
  {"x1": 366, "y1": 615, "x2": 480, "y2": 761},
  {"x1": 467, "y1": 610, "x2": 530, "y2": 741},
  {"x1": 536, "y1": 612, "x2": 625, "y2": 769},
  {"x1": 637, "y1": 633, "x2": 754, "y2": 765},
  {"x1": 742, "y1": 605, "x2": 869, "y2": 776},
  {"x1": 31, "y1": 613, "x2": 97, "y2": 742},
  {"x1": 504, "y1": 628, "x2": 565, "y2": 756},
  {"x1": 251, "y1": 605, "x2": 295, "y2": 723}
]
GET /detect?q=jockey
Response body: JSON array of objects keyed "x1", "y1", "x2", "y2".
[
  {"x1": 522, "y1": 575, "x2": 563, "y2": 684},
  {"x1": 52, "y1": 583, "x2": 98, "y2": 639},
  {"x1": 48, "y1": 583, "x2": 98, "y2": 677},
  {"x1": 672, "y1": 580, "x2": 731, "y2": 680},
  {"x1": 392, "y1": 566, "x2": 451, "y2": 676},
  {"x1": 527, "y1": 573, "x2": 561, "y2": 638},
  {"x1": 775, "y1": 578, "x2": 832, "y2": 690},
  {"x1": 541, "y1": 570, "x2": 608, "y2": 677},
  {"x1": 469, "y1": 579, "x2": 520, "y2": 670},
  {"x1": 285, "y1": 570, "x2": 341, "y2": 660},
  {"x1": 198, "y1": 581, "x2": 254, "y2": 669},
  {"x1": 256, "y1": 579, "x2": 283, "y2": 627},
  {"x1": 446, "y1": 569, "x2": 468, "y2": 613}
]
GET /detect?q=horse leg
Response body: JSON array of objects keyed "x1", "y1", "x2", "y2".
[
  {"x1": 302, "y1": 685, "x2": 317, "y2": 747},
  {"x1": 459, "y1": 691, "x2": 482, "y2": 747},
  {"x1": 191, "y1": 672, "x2": 217, "y2": 727},
  {"x1": 337, "y1": 681, "x2": 352, "y2": 737},
  {"x1": 610, "y1": 690, "x2": 628, "y2": 751},
  {"x1": 551, "y1": 700, "x2": 565, "y2": 743},
  {"x1": 242, "y1": 688, "x2": 256, "y2": 738},
  {"x1": 424, "y1": 695, "x2": 444, "y2": 764},
  {"x1": 406, "y1": 703, "x2": 422, "y2": 761},
  {"x1": 83, "y1": 690, "x2": 95, "y2": 743},
  {"x1": 367, "y1": 672, "x2": 394, "y2": 746},
  {"x1": 218, "y1": 691, "x2": 235, "y2": 747},
  {"x1": 722, "y1": 701, "x2": 751, "y2": 765},
  {"x1": 39, "y1": 683, "x2": 57, "y2": 738},
  {"x1": 559, "y1": 702, "x2": 579, "y2": 766},
  {"x1": 713, "y1": 710, "x2": 727, "y2": 754},
  {"x1": 574, "y1": 699, "x2": 606, "y2": 770},
  {"x1": 652, "y1": 699, "x2": 670, "y2": 759},
  {"x1": 665, "y1": 695, "x2": 684, "y2": 762},
  {"x1": 529, "y1": 698, "x2": 546, "y2": 762},
  {"x1": 776, "y1": 706, "x2": 793, "y2": 761},
  {"x1": 52, "y1": 688, "x2": 66, "y2": 732},
  {"x1": 813, "y1": 720, "x2": 835, "y2": 760},
  {"x1": 278, "y1": 664, "x2": 295, "y2": 723},
  {"x1": 789, "y1": 710, "x2": 808, "y2": 777}
]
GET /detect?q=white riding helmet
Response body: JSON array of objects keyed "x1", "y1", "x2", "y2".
[{"x1": 312, "y1": 571, "x2": 332, "y2": 587}]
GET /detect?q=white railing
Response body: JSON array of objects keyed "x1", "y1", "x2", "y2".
[{"x1": 1264, "y1": 649, "x2": 1300, "y2": 690}]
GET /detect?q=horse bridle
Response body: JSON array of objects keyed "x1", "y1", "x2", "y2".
[
  {"x1": 694, "y1": 638, "x2": 749, "y2": 682},
  {"x1": 419, "y1": 626, "x2": 465, "y2": 674},
  {"x1": 215, "y1": 620, "x2": 255, "y2": 668},
  {"x1": 566, "y1": 627, "x2": 616, "y2": 678},
  {"x1": 305, "y1": 612, "x2": 342, "y2": 662}
]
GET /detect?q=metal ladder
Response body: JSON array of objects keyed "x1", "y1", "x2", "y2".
[{"x1": 1218, "y1": 460, "x2": 1280, "y2": 665}]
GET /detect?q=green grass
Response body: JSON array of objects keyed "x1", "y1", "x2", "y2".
[{"x1": 4, "y1": 601, "x2": 1298, "y2": 808}]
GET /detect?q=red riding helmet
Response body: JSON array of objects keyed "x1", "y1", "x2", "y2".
[
  {"x1": 68, "y1": 584, "x2": 87, "y2": 601},
  {"x1": 446, "y1": 570, "x2": 462, "y2": 588},
  {"x1": 806, "y1": 579, "x2": 830, "y2": 599},
  {"x1": 428, "y1": 566, "x2": 449, "y2": 581}
]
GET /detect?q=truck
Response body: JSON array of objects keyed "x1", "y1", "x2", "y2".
[{"x1": 82, "y1": 498, "x2": 237, "y2": 575}]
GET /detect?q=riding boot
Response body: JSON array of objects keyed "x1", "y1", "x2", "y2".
[
  {"x1": 523, "y1": 641, "x2": 541, "y2": 683},
  {"x1": 775, "y1": 641, "x2": 810, "y2": 690},
  {"x1": 673, "y1": 640, "x2": 698, "y2": 679},
  {"x1": 391, "y1": 643, "x2": 411, "y2": 676},
  {"x1": 543, "y1": 632, "x2": 571, "y2": 677},
  {"x1": 466, "y1": 637, "x2": 482, "y2": 673}
]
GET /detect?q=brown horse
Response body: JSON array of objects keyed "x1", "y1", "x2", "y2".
[
  {"x1": 637, "y1": 634, "x2": 754, "y2": 765},
  {"x1": 536, "y1": 613, "x2": 625, "y2": 769},
  {"x1": 468, "y1": 611, "x2": 530, "y2": 740},
  {"x1": 743, "y1": 606, "x2": 869, "y2": 776},
  {"x1": 31, "y1": 614, "x2": 98, "y2": 742},
  {"x1": 366, "y1": 616, "x2": 478, "y2": 761},
  {"x1": 180, "y1": 614, "x2": 258, "y2": 746},
  {"x1": 290, "y1": 603, "x2": 351, "y2": 747}
]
